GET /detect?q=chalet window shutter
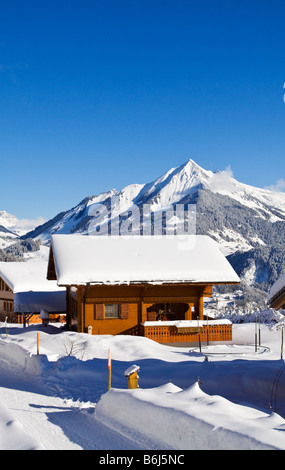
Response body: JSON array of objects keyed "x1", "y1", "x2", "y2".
[
  {"x1": 95, "y1": 303, "x2": 104, "y2": 320},
  {"x1": 120, "y1": 303, "x2": 129, "y2": 319}
]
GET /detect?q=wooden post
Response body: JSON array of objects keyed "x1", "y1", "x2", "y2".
[
  {"x1": 281, "y1": 327, "x2": 284, "y2": 360},
  {"x1": 128, "y1": 371, "x2": 139, "y2": 389},
  {"x1": 197, "y1": 318, "x2": 202, "y2": 353},
  {"x1": 77, "y1": 287, "x2": 84, "y2": 333},
  {"x1": 124, "y1": 365, "x2": 140, "y2": 389},
  {"x1": 255, "y1": 318, "x2": 257, "y2": 353},
  {"x1": 108, "y1": 349, "x2": 112, "y2": 390},
  {"x1": 206, "y1": 315, "x2": 209, "y2": 346},
  {"x1": 199, "y1": 296, "x2": 204, "y2": 320}
]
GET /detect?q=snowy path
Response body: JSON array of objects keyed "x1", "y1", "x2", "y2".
[{"x1": 0, "y1": 360, "x2": 144, "y2": 450}]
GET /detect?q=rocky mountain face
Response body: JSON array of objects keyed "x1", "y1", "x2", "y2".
[{"x1": 7, "y1": 159, "x2": 285, "y2": 294}]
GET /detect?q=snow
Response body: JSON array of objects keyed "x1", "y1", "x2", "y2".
[
  {"x1": 51, "y1": 234, "x2": 240, "y2": 285},
  {"x1": 0, "y1": 261, "x2": 62, "y2": 293},
  {"x1": 144, "y1": 319, "x2": 231, "y2": 327},
  {"x1": 204, "y1": 164, "x2": 285, "y2": 222},
  {"x1": 96, "y1": 382, "x2": 285, "y2": 450},
  {"x1": 124, "y1": 365, "x2": 140, "y2": 377},
  {"x1": 23, "y1": 244, "x2": 50, "y2": 262},
  {"x1": 0, "y1": 261, "x2": 66, "y2": 313},
  {"x1": 1, "y1": 317, "x2": 285, "y2": 450},
  {"x1": 269, "y1": 273, "x2": 285, "y2": 302},
  {"x1": 138, "y1": 159, "x2": 213, "y2": 210},
  {"x1": 0, "y1": 210, "x2": 47, "y2": 236},
  {"x1": 208, "y1": 228, "x2": 253, "y2": 256}
]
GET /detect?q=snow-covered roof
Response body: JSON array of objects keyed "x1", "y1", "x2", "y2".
[
  {"x1": 0, "y1": 261, "x2": 66, "y2": 313},
  {"x1": 50, "y1": 234, "x2": 240, "y2": 286},
  {"x1": 268, "y1": 273, "x2": 285, "y2": 307},
  {"x1": 0, "y1": 261, "x2": 64, "y2": 292}
]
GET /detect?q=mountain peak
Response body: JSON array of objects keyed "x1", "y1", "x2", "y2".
[
  {"x1": 184, "y1": 158, "x2": 202, "y2": 167},
  {"x1": 179, "y1": 158, "x2": 203, "y2": 170},
  {"x1": 0, "y1": 210, "x2": 18, "y2": 229},
  {"x1": 176, "y1": 158, "x2": 213, "y2": 179}
]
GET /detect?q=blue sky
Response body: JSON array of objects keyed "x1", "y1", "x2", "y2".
[{"x1": 0, "y1": 0, "x2": 285, "y2": 220}]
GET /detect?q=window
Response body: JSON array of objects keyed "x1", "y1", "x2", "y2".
[
  {"x1": 0, "y1": 278, "x2": 11, "y2": 292},
  {"x1": 94, "y1": 303, "x2": 129, "y2": 320},
  {"x1": 4, "y1": 301, "x2": 13, "y2": 312},
  {"x1": 104, "y1": 304, "x2": 119, "y2": 318}
]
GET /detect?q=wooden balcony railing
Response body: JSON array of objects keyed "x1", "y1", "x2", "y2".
[{"x1": 142, "y1": 319, "x2": 232, "y2": 343}]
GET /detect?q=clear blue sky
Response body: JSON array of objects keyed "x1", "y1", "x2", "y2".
[{"x1": 0, "y1": 0, "x2": 285, "y2": 220}]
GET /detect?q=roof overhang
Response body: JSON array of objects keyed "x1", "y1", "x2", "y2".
[{"x1": 269, "y1": 288, "x2": 285, "y2": 310}]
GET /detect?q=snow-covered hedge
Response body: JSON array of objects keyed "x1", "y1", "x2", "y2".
[{"x1": 215, "y1": 307, "x2": 285, "y2": 324}]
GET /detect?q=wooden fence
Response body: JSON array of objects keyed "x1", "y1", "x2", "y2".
[{"x1": 142, "y1": 321, "x2": 232, "y2": 343}]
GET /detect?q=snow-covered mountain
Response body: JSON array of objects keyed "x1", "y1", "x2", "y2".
[
  {"x1": 0, "y1": 211, "x2": 19, "y2": 233},
  {"x1": 0, "y1": 211, "x2": 47, "y2": 259},
  {"x1": 18, "y1": 159, "x2": 285, "y2": 292},
  {"x1": 0, "y1": 210, "x2": 47, "y2": 237}
]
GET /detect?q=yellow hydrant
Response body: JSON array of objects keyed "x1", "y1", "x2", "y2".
[{"x1": 124, "y1": 365, "x2": 140, "y2": 389}]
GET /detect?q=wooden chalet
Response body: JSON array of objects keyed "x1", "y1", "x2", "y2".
[
  {"x1": 0, "y1": 262, "x2": 66, "y2": 325},
  {"x1": 268, "y1": 274, "x2": 285, "y2": 311},
  {"x1": 47, "y1": 234, "x2": 239, "y2": 343}
]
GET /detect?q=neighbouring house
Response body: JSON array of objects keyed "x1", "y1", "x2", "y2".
[
  {"x1": 47, "y1": 234, "x2": 239, "y2": 344},
  {"x1": 0, "y1": 261, "x2": 66, "y2": 325},
  {"x1": 268, "y1": 273, "x2": 285, "y2": 311}
]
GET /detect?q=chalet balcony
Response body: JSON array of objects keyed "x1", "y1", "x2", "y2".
[{"x1": 142, "y1": 319, "x2": 232, "y2": 344}]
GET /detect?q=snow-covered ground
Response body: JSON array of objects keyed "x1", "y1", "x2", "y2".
[{"x1": 1, "y1": 318, "x2": 285, "y2": 450}]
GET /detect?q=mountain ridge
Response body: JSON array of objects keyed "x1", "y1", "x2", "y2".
[{"x1": 2, "y1": 158, "x2": 285, "y2": 293}]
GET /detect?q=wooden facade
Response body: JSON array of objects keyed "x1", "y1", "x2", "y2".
[
  {"x1": 0, "y1": 276, "x2": 16, "y2": 322},
  {"x1": 65, "y1": 283, "x2": 212, "y2": 336},
  {"x1": 60, "y1": 281, "x2": 234, "y2": 343},
  {"x1": 270, "y1": 293, "x2": 285, "y2": 310}
]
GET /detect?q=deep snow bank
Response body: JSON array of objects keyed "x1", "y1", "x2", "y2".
[
  {"x1": 0, "y1": 338, "x2": 50, "y2": 375},
  {"x1": 95, "y1": 382, "x2": 285, "y2": 450}
]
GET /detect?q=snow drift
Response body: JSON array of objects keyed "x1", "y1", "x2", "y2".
[{"x1": 95, "y1": 381, "x2": 285, "y2": 450}]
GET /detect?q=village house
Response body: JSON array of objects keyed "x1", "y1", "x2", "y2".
[
  {"x1": 0, "y1": 261, "x2": 66, "y2": 325},
  {"x1": 47, "y1": 234, "x2": 239, "y2": 344},
  {"x1": 268, "y1": 273, "x2": 285, "y2": 311}
]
